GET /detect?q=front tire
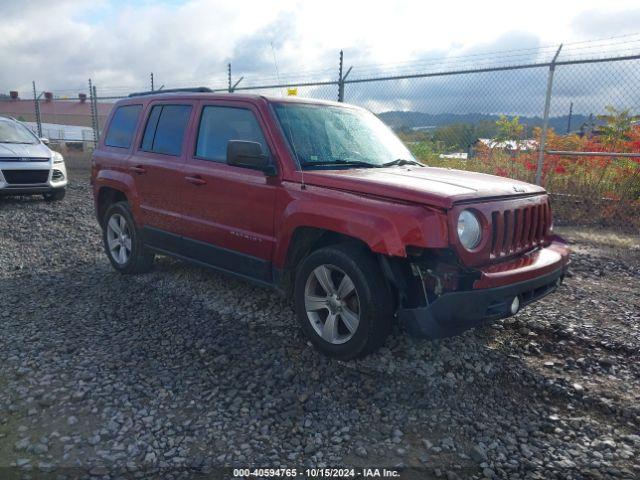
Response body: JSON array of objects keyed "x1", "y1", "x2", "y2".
[
  {"x1": 294, "y1": 243, "x2": 394, "y2": 359},
  {"x1": 102, "y1": 201, "x2": 154, "y2": 274},
  {"x1": 43, "y1": 188, "x2": 65, "y2": 201}
]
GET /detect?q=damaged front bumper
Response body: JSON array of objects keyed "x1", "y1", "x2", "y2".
[{"x1": 398, "y1": 239, "x2": 570, "y2": 339}]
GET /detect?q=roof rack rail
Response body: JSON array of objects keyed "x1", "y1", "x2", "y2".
[{"x1": 128, "y1": 87, "x2": 213, "y2": 98}]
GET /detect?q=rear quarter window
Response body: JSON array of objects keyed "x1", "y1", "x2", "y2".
[
  {"x1": 104, "y1": 105, "x2": 142, "y2": 148},
  {"x1": 141, "y1": 105, "x2": 192, "y2": 156}
]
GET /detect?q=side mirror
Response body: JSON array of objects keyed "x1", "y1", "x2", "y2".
[
  {"x1": 40, "y1": 137, "x2": 50, "y2": 145},
  {"x1": 227, "y1": 140, "x2": 277, "y2": 176}
]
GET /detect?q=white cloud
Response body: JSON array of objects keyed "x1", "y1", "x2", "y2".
[{"x1": 0, "y1": 0, "x2": 638, "y2": 107}]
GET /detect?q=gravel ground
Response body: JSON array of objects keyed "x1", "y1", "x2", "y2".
[{"x1": 1, "y1": 168, "x2": 639, "y2": 479}]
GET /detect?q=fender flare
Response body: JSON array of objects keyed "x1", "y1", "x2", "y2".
[{"x1": 94, "y1": 170, "x2": 142, "y2": 221}]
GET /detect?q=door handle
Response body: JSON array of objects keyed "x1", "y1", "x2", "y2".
[
  {"x1": 129, "y1": 165, "x2": 147, "y2": 174},
  {"x1": 184, "y1": 175, "x2": 207, "y2": 186}
]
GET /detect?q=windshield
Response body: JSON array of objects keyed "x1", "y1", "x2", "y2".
[
  {"x1": 273, "y1": 103, "x2": 416, "y2": 169},
  {"x1": 0, "y1": 120, "x2": 39, "y2": 144}
]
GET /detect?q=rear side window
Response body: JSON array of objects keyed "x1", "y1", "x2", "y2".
[
  {"x1": 195, "y1": 106, "x2": 268, "y2": 162},
  {"x1": 104, "y1": 105, "x2": 142, "y2": 148},
  {"x1": 141, "y1": 105, "x2": 192, "y2": 156}
]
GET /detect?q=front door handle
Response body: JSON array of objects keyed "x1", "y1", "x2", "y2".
[
  {"x1": 184, "y1": 175, "x2": 207, "y2": 186},
  {"x1": 129, "y1": 165, "x2": 147, "y2": 174}
]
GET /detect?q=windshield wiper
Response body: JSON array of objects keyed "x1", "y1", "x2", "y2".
[
  {"x1": 380, "y1": 158, "x2": 424, "y2": 167},
  {"x1": 302, "y1": 159, "x2": 376, "y2": 168},
  {"x1": 1, "y1": 141, "x2": 36, "y2": 144}
]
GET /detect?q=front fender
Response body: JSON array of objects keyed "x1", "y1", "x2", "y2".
[{"x1": 273, "y1": 183, "x2": 449, "y2": 267}]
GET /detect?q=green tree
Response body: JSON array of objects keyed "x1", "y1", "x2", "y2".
[
  {"x1": 432, "y1": 123, "x2": 478, "y2": 151},
  {"x1": 598, "y1": 106, "x2": 633, "y2": 147},
  {"x1": 494, "y1": 115, "x2": 524, "y2": 143}
]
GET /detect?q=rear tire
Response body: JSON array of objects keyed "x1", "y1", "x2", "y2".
[
  {"x1": 102, "y1": 201, "x2": 154, "y2": 274},
  {"x1": 294, "y1": 243, "x2": 394, "y2": 359},
  {"x1": 43, "y1": 188, "x2": 65, "y2": 201}
]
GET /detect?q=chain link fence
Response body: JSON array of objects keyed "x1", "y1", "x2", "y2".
[{"x1": 2, "y1": 44, "x2": 639, "y2": 230}]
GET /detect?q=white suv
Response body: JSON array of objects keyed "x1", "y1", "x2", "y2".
[{"x1": 0, "y1": 116, "x2": 67, "y2": 201}]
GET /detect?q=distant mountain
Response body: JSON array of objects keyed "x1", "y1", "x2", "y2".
[{"x1": 378, "y1": 111, "x2": 593, "y2": 134}]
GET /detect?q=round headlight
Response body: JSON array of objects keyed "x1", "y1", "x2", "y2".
[{"x1": 457, "y1": 210, "x2": 481, "y2": 250}]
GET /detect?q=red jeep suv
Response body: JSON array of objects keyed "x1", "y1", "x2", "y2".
[{"x1": 91, "y1": 88, "x2": 569, "y2": 359}]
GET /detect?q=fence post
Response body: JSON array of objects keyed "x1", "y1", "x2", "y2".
[
  {"x1": 535, "y1": 44, "x2": 562, "y2": 186},
  {"x1": 337, "y1": 50, "x2": 353, "y2": 103},
  {"x1": 88, "y1": 79, "x2": 97, "y2": 144},
  {"x1": 32, "y1": 81, "x2": 42, "y2": 138},
  {"x1": 226, "y1": 63, "x2": 243, "y2": 93},
  {"x1": 92, "y1": 85, "x2": 99, "y2": 143},
  {"x1": 338, "y1": 50, "x2": 344, "y2": 102}
]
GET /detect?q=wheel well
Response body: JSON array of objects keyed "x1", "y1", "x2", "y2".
[
  {"x1": 279, "y1": 227, "x2": 371, "y2": 295},
  {"x1": 97, "y1": 187, "x2": 128, "y2": 226}
]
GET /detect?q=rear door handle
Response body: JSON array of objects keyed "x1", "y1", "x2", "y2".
[
  {"x1": 184, "y1": 175, "x2": 207, "y2": 186},
  {"x1": 129, "y1": 165, "x2": 146, "y2": 174}
]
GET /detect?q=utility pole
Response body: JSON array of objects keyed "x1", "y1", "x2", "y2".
[
  {"x1": 535, "y1": 44, "x2": 562, "y2": 186},
  {"x1": 151, "y1": 72, "x2": 154, "y2": 92},
  {"x1": 566, "y1": 101, "x2": 573, "y2": 134}
]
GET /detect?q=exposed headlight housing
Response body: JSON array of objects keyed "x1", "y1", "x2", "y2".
[
  {"x1": 457, "y1": 210, "x2": 481, "y2": 250},
  {"x1": 52, "y1": 151, "x2": 64, "y2": 164}
]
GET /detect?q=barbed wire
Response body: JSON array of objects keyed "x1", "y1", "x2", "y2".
[{"x1": 9, "y1": 32, "x2": 636, "y2": 98}]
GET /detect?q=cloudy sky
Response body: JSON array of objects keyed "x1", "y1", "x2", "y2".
[{"x1": 1, "y1": 0, "x2": 639, "y2": 115}]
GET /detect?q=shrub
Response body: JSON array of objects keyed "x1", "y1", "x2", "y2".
[{"x1": 406, "y1": 120, "x2": 640, "y2": 231}]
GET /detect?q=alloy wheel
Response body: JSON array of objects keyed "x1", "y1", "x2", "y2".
[
  {"x1": 106, "y1": 213, "x2": 132, "y2": 265},
  {"x1": 304, "y1": 264, "x2": 361, "y2": 345}
]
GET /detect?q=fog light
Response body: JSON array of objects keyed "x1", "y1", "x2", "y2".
[{"x1": 510, "y1": 296, "x2": 520, "y2": 315}]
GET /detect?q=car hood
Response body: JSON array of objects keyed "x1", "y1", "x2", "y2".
[
  {"x1": 0, "y1": 142, "x2": 51, "y2": 159},
  {"x1": 302, "y1": 166, "x2": 545, "y2": 209}
]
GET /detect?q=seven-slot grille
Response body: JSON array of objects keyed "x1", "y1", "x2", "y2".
[
  {"x1": 2, "y1": 169, "x2": 49, "y2": 184},
  {"x1": 490, "y1": 200, "x2": 550, "y2": 258}
]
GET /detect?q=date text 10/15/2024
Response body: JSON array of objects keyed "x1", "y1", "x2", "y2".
[{"x1": 232, "y1": 468, "x2": 401, "y2": 478}]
